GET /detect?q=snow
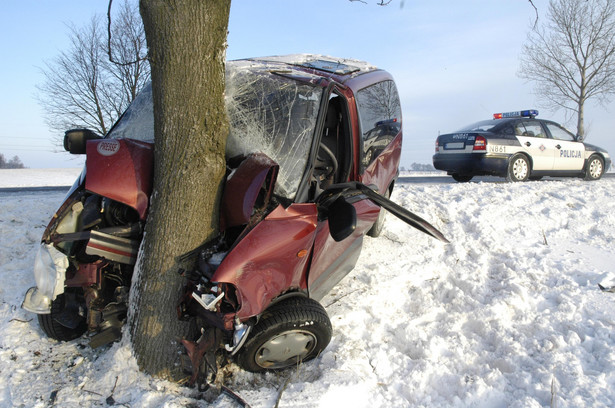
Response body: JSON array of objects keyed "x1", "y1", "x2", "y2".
[
  {"x1": 0, "y1": 168, "x2": 82, "y2": 188},
  {"x1": 2, "y1": 169, "x2": 615, "y2": 407}
]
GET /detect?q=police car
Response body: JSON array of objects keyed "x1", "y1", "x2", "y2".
[{"x1": 433, "y1": 110, "x2": 611, "y2": 182}]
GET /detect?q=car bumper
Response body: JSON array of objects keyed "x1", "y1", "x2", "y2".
[{"x1": 433, "y1": 153, "x2": 509, "y2": 176}]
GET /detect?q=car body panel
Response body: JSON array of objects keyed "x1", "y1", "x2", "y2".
[
  {"x1": 85, "y1": 138, "x2": 153, "y2": 220},
  {"x1": 212, "y1": 203, "x2": 318, "y2": 319},
  {"x1": 221, "y1": 153, "x2": 279, "y2": 230}
]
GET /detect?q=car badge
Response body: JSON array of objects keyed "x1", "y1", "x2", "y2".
[
  {"x1": 97, "y1": 139, "x2": 121, "y2": 156},
  {"x1": 539, "y1": 144, "x2": 546, "y2": 152}
]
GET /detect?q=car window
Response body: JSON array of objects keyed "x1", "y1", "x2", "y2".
[
  {"x1": 456, "y1": 120, "x2": 498, "y2": 132},
  {"x1": 226, "y1": 69, "x2": 323, "y2": 200},
  {"x1": 515, "y1": 121, "x2": 546, "y2": 138},
  {"x1": 356, "y1": 80, "x2": 401, "y2": 167},
  {"x1": 107, "y1": 82, "x2": 154, "y2": 142},
  {"x1": 544, "y1": 122, "x2": 576, "y2": 141},
  {"x1": 108, "y1": 75, "x2": 322, "y2": 201}
]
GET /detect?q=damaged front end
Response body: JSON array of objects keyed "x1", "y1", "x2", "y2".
[
  {"x1": 22, "y1": 135, "x2": 152, "y2": 347},
  {"x1": 177, "y1": 152, "x2": 282, "y2": 384}
]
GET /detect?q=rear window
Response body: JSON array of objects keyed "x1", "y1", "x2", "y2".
[
  {"x1": 456, "y1": 119, "x2": 514, "y2": 135},
  {"x1": 456, "y1": 120, "x2": 498, "y2": 132}
]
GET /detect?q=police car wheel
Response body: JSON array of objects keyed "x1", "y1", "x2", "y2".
[
  {"x1": 507, "y1": 154, "x2": 530, "y2": 182},
  {"x1": 584, "y1": 155, "x2": 604, "y2": 181},
  {"x1": 452, "y1": 174, "x2": 473, "y2": 182}
]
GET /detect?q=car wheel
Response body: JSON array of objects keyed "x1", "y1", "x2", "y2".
[
  {"x1": 452, "y1": 174, "x2": 473, "y2": 182},
  {"x1": 367, "y1": 187, "x2": 391, "y2": 237},
  {"x1": 506, "y1": 154, "x2": 530, "y2": 182},
  {"x1": 584, "y1": 155, "x2": 604, "y2": 180},
  {"x1": 38, "y1": 292, "x2": 87, "y2": 341},
  {"x1": 235, "y1": 297, "x2": 332, "y2": 372}
]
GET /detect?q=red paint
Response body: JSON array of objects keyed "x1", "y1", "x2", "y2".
[
  {"x1": 85, "y1": 139, "x2": 154, "y2": 220},
  {"x1": 221, "y1": 153, "x2": 278, "y2": 230},
  {"x1": 213, "y1": 203, "x2": 318, "y2": 319}
]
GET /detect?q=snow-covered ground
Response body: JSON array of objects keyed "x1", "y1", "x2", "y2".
[{"x1": 1, "y1": 169, "x2": 614, "y2": 407}]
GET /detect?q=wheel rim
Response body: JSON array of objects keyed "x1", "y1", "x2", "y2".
[
  {"x1": 255, "y1": 330, "x2": 317, "y2": 369},
  {"x1": 512, "y1": 158, "x2": 528, "y2": 180},
  {"x1": 589, "y1": 158, "x2": 603, "y2": 178}
]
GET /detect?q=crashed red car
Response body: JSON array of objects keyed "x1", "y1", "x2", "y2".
[{"x1": 22, "y1": 55, "x2": 446, "y2": 379}]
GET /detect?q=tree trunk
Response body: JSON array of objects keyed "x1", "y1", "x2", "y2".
[
  {"x1": 577, "y1": 86, "x2": 585, "y2": 140},
  {"x1": 129, "y1": 0, "x2": 231, "y2": 380}
]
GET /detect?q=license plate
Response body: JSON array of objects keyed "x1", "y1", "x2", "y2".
[{"x1": 445, "y1": 142, "x2": 465, "y2": 149}]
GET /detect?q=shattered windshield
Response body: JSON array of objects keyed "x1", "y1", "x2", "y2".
[
  {"x1": 106, "y1": 82, "x2": 154, "y2": 142},
  {"x1": 225, "y1": 62, "x2": 322, "y2": 199},
  {"x1": 107, "y1": 62, "x2": 323, "y2": 200}
]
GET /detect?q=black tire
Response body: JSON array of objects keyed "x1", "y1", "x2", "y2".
[
  {"x1": 38, "y1": 292, "x2": 87, "y2": 341},
  {"x1": 584, "y1": 155, "x2": 604, "y2": 180},
  {"x1": 452, "y1": 174, "x2": 473, "y2": 182},
  {"x1": 506, "y1": 154, "x2": 530, "y2": 182},
  {"x1": 235, "y1": 297, "x2": 332, "y2": 372},
  {"x1": 367, "y1": 187, "x2": 391, "y2": 237}
]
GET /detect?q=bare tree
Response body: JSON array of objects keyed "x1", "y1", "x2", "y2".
[
  {"x1": 518, "y1": 0, "x2": 615, "y2": 139},
  {"x1": 37, "y1": 0, "x2": 149, "y2": 143}
]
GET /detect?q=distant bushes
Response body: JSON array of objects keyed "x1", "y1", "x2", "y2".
[
  {"x1": 401, "y1": 163, "x2": 436, "y2": 172},
  {"x1": 0, "y1": 154, "x2": 26, "y2": 169}
]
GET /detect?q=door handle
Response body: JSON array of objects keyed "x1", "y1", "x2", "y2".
[
  {"x1": 525, "y1": 141, "x2": 531, "y2": 147},
  {"x1": 556, "y1": 144, "x2": 561, "y2": 149}
]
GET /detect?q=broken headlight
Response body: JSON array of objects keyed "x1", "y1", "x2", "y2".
[{"x1": 22, "y1": 244, "x2": 68, "y2": 314}]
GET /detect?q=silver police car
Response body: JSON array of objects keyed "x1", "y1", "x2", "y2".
[{"x1": 433, "y1": 110, "x2": 611, "y2": 182}]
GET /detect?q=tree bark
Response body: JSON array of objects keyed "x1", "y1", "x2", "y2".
[{"x1": 129, "y1": 0, "x2": 230, "y2": 380}]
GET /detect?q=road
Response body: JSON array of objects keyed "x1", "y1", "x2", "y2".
[{"x1": 1, "y1": 173, "x2": 613, "y2": 195}]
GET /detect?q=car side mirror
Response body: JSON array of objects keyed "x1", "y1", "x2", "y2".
[
  {"x1": 64, "y1": 129, "x2": 102, "y2": 155},
  {"x1": 327, "y1": 197, "x2": 357, "y2": 242}
]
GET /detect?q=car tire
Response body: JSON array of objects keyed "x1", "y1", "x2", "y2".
[
  {"x1": 367, "y1": 187, "x2": 391, "y2": 237},
  {"x1": 38, "y1": 292, "x2": 87, "y2": 341},
  {"x1": 506, "y1": 154, "x2": 530, "y2": 182},
  {"x1": 584, "y1": 155, "x2": 604, "y2": 180},
  {"x1": 235, "y1": 297, "x2": 332, "y2": 372},
  {"x1": 452, "y1": 174, "x2": 473, "y2": 182}
]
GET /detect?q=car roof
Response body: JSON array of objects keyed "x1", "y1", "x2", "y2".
[{"x1": 230, "y1": 54, "x2": 383, "y2": 85}]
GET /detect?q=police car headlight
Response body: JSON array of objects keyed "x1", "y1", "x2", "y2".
[{"x1": 32, "y1": 244, "x2": 67, "y2": 301}]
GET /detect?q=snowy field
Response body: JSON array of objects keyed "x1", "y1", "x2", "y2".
[{"x1": 1, "y1": 169, "x2": 615, "y2": 407}]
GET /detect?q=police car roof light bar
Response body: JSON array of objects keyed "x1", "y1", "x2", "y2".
[{"x1": 493, "y1": 109, "x2": 538, "y2": 120}]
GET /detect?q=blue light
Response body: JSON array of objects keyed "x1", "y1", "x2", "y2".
[{"x1": 493, "y1": 110, "x2": 538, "y2": 119}]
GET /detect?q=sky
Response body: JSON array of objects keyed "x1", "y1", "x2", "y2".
[{"x1": 1, "y1": 0, "x2": 614, "y2": 169}]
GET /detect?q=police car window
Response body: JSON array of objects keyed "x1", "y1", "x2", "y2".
[
  {"x1": 456, "y1": 120, "x2": 497, "y2": 132},
  {"x1": 515, "y1": 122, "x2": 545, "y2": 138},
  {"x1": 544, "y1": 123, "x2": 575, "y2": 141},
  {"x1": 356, "y1": 80, "x2": 401, "y2": 167}
]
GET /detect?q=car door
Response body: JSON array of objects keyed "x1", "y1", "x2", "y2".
[
  {"x1": 307, "y1": 91, "x2": 382, "y2": 300},
  {"x1": 543, "y1": 121, "x2": 585, "y2": 171},
  {"x1": 514, "y1": 120, "x2": 557, "y2": 171}
]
